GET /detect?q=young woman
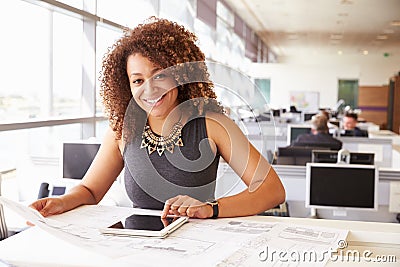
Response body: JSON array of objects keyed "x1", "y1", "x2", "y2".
[{"x1": 30, "y1": 17, "x2": 285, "y2": 219}]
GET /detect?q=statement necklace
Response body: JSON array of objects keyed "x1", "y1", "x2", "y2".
[{"x1": 140, "y1": 119, "x2": 184, "y2": 156}]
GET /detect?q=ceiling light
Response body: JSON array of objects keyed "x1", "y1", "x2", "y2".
[
  {"x1": 377, "y1": 34, "x2": 388, "y2": 40},
  {"x1": 330, "y1": 34, "x2": 343, "y2": 40},
  {"x1": 340, "y1": 0, "x2": 354, "y2": 5},
  {"x1": 338, "y1": 50, "x2": 343, "y2": 55},
  {"x1": 391, "y1": 20, "x2": 400, "y2": 26},
  {"x1": 362, "y1": 50, "x2": 368, "y2": 55},
  {"x1": 371, "y1": 40, "x2": 382, "y2": 45},
  {"x1": 383, "y1": 29, "x2": 395, "y2": 34}
]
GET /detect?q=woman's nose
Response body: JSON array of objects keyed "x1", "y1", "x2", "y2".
[{"x1": 142, "y1": 79, "x2": 156, "y2": 93}]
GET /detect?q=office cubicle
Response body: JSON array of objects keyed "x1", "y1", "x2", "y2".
[
  {"x1": 276, "y1": 146, "x2": 331, "y2": 166},
  {"x1": 311, "y1": 150, "x2": 375, "y2": 165},
  {"x1": 225, "y1": 121, "x2": 399, "y2": 222},
  {"x1": 337, "y1": 137, "x2": 392, "y2": 167}
]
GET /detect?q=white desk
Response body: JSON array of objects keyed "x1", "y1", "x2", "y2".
[
  {"x1": 0, "y1": 212, "x2": 399, "y2": 267},
  {"x1": 369, "y1": 130, "x2": 400, "y2": 145}
]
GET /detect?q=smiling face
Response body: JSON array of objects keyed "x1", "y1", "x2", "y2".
[
  {"x1": 342, "y1": 116, "x2": 357, "y2": 130},
  {"x1": 127, "y1": 53, "x2": 179, "y2": 119}
]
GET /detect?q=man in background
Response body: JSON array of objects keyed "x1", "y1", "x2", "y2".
[
  {"x1": 318, "y1": 109, "x2": 339, "y2": 136},
  {"x1": 293, "y1": 114, "x2": 342, "y2": 150},
  {"x1": 341, "y1": 112, "x2": 368, "y2": 137}
]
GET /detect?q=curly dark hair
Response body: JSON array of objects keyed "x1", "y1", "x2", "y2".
[{"x1": 99, "y1": 17, "x2": 224, "y2": 140}]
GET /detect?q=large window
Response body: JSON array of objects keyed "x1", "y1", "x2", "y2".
[
  {"x1": 53, "y1": 12, "x2": 83, "y2": 117},
  {"x1": 215, "y1": 18, "x2": 232, "y2": 65},
  {"x1": 57, "y1": 0, "x2": 84, "y2": 10},
  {"x1": 1, "y1": 0, "x2": 269, "y2": 125},
  {"x1": 0, "y1": 0, "x2": 50, "y2": 122},
  {"x1": 255, "y1": 79, "x2": 271, "y2": 104},
  {"x1": 160, "y1": 0, "x2": 196, "y2": 31},
  {"x1": 194, "y1": 18, "x2": 216, "y2": 60},
  {"x1": 95, "y1": 25, "x2": 124, "y2": 115},
  {"x1": 96, "y1": 0, "x2": 158, "y2": 28}
]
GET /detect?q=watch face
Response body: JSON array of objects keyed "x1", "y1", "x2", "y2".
[{"x1": 207, "y1": 200, "x2": 217, "y2": 205}]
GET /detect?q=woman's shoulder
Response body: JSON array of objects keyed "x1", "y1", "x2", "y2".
[
  {"x1": 204, "y1": 111, "x2": 233, "y2": 125},
  {"x1": 103, "y1": 127, "x2": 125, "y2": 154},
  {"x1": 204, "y1": 111, "x2": 241, "y2": 138}
]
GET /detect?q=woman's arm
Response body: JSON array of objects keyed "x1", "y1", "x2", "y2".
[
  {"x1": 30, "y1": 127, "x2": 124, "y2": 216},
  {"x1": 206, "y1": 112, "x2": 286, "y2": 217}
]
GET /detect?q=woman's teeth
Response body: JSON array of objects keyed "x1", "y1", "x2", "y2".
[{"x1": 145, "y1": 95, "x2": 163, "y2": 104}]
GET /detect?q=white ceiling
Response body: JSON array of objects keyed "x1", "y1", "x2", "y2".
[{"x1": 224, "y1": 0, "x2": 400, "y2": 59}]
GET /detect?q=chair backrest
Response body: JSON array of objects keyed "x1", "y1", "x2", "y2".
[
  {"x1": 0, "y1": 204, "x2": 8, "y2": 240},
  {"x1": 0, "y1": 174, "x2": 9, "y2": 240}
]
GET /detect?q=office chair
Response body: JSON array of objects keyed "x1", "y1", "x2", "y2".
[
  {"x1": 259, "y1": 202, "x2": 290, "y2": 217},
  {"x1": 38, "y1": 182, "x2": 50, "y2": 199},
  {"x1": 0, "y1": 204, "x2": 8, "y2": 241},
  {"x1": 0, "y1": 175, "x2": 9, "y2": 240}
]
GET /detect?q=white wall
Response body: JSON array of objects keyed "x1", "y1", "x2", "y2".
[{"x1": 249, "y1": 54, "x2": 400, "y2": 110}]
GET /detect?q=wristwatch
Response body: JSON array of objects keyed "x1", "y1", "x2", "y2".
[{"x1": 206, "y1": 199, "x2": 219, "y2": 219}]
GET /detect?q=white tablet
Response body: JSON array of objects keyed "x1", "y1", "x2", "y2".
[{"x1": 99, "y1": 214, "x2": 189, "y2": 238}]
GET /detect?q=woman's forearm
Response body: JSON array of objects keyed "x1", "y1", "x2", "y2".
[
  {"x1": 217, "y1": 167, "x2": 285, "y2": 218},
  {"x1": 57, "y1": 184, "x2": 98, "y2": 213}
]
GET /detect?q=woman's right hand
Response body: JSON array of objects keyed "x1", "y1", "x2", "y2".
[{"x1": 29, "y1": 197, "x2": 65, "y2": 217}]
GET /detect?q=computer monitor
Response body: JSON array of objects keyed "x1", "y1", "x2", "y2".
[
  {"x1": 340, "y1": 129, "x2": 368, "y2": 137},
  {"x1": 287, "y1": 124, "x2": 312, "y2": 145},
  {"x1": 272, "y1": 109, "x2": 281, "y2": 117},
  {"x1": 302, "y1": 112, "x2": 317, "y2": 122},
  {"x1": 276, "y1": 146, "x2": 331, "y2": 166},
  {"x1": 62, "y1": 141, "x2": 101, "y2": 180},
  {"x1": 306, "y1": 163, "x2": 378, "y2": 211},
  {"x1": 311, "y1": 150, "x2": 375, "y2": 165}
]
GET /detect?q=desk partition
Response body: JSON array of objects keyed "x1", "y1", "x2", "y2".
[{"x1": 337, "y1": 137, "x2": 392, "y2": 167}]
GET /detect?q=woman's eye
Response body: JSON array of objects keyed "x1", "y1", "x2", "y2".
[
  {"x1": 132, "y1": 79, "x2": 143, "y2": 85},
  {"x1": 153, "y1": 73, "x2": 166, "y2": 80}
]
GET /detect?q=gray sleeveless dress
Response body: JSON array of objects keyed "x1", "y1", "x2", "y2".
[{"x1": 123, "y1": 116, "x2": 220, "y2": 210}]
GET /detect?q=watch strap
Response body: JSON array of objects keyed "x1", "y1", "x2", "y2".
[{"x1": 206, "y1": 200, "x2": 219, "y2": 219}]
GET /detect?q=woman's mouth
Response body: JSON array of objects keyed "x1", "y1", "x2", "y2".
[{"x1": 143, "y1": 94, "x2": 165, "y2": 107}]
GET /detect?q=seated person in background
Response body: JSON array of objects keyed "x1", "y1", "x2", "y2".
[
  {"x1": 292, "y1": 114, "x2": 342, "y2": 150},
  {"x1": 319, "y1": 109, "x2": 339, "y2": 135},
  {"x1": 290, "y1": 105, "x2": 300, "y2": 113},
  {"x1": 341, "y1": 112, "x2": 368, "y2": 137}
]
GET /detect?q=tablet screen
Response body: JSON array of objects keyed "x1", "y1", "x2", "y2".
[
  {"x1": 101, "y1": 214, "x2": 188, "y2": 238},
  {"x1": 108, "y1": 214, "x2": 176, "y2": 232}
]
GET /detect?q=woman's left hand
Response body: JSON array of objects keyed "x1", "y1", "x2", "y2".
[{"x1": 162, "y1": 195, "x2": 212, "y2": 219}]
